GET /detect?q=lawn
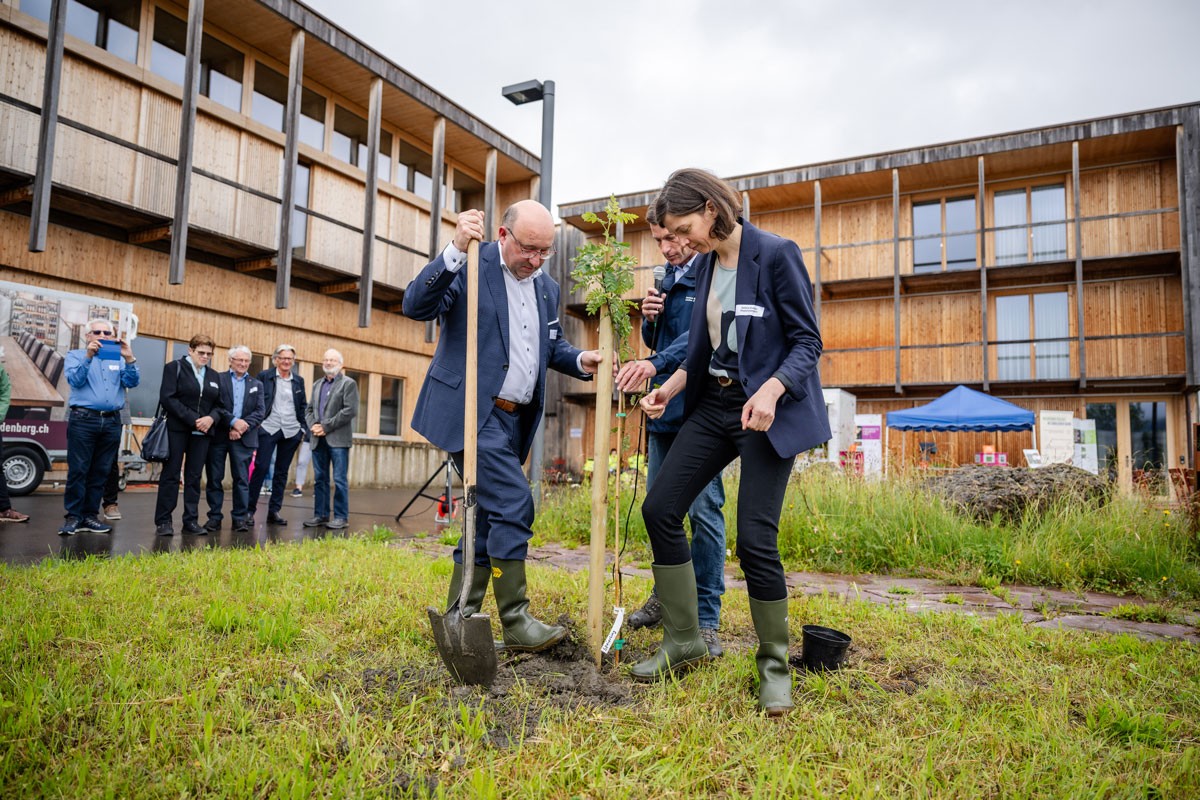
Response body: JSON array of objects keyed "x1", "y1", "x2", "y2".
[{"x1": 2, "y1": 535, "x2": 1198, "y2": 798}]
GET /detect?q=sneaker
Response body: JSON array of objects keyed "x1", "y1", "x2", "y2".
[
  {"x1": 203, "y1": 519, "x2": 222, "y2": 533},
  {"x1": 79, "y1": 516, "x2": 112, "y2": 534},
  {"x1": 155, "y1": 523, "x2": 174, "y2": 536},
  {"x1": 0, "y1": 508, "x2": 30, "y2": 523},
  {"x1": 259, "y1": 486, "x2": 273, "y2": 496},
  {"x1": 627, "y1": 589, "x2": 663, "y2": 630},
  {"x1": 59, "y1": 517, "x2": 81, "y2": 536},
  {"x1": 700, "y1": 628, "x2": 724, "y2": 659},
  {"x1": 290, "y1": 488, "x2": 303, "y2": 497},
  {"x1": 102, "y1": 503, "x2": 122, "y2": 520},
  {"x1": 302, "y1": 516, "x2": 329, "y2": 528},
  {"x1": 181, "y1": 521, "x2": 205, "y2": 535}
]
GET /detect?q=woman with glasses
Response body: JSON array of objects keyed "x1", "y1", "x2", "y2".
[
  {"x1": 154, "y1": 334, "x2": 226, "y2": 536},
  {"x1": 633, "y1": 169, "x2": 831, "y2": 716}
]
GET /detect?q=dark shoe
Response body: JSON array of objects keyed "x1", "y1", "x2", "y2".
[
  {"x1": 446, "y1": 560, "x2": 491, "y2": 617},
  {"x1": 627, "y1": 589, "x2": 663, "y2": 630},
  {"x1": 181, "y1": 521, "x2": 205, "y2": 535},
  {"x1": 290, "y1": 488, "x2": 303, "y2": 497},
  {"x1": 59, "y1": 517, "x2": 81, "y2": 536},
  {"x1": 266, "y1": 513, "x2": 287, "y2": 526},
  {"x1": 232, "y1": 518, "x2": 251, "y2": 532},
  {"x1": 80, "y1": 516, "x2": 113, "y2": 534},
  {"x1": 155, "y1": 523, "x2": 174, "y2": 536},
  {"x1": 326, "y1": 518, "x2": 348, "y2": 530},
  {"x1": 0, "y1": 508, "x2": 30, "y2": 523},
  {"x1": 203, "y1": 519, "x2": 222, "y2": 533},
  {"x1": 302, "y1": 516, "x2": 329, "y2": 528},
  {"x1": 749, "y1": 597, "x2": 793, "y2": 717},
  {"x1": 700, "y1": 627, "x2": 724, "y2": 658},
  {"x1": 630, "y1": 562, "x2": 710, "y2": 682},
  {"x1": 491, "y1": 558, "x2": 567, "y2": 652}
]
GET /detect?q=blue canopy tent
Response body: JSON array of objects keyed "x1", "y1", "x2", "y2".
[{"x1": 885, "y1": 385, "x2": 1036, "y2": 469}]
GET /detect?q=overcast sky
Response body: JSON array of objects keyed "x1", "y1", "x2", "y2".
[{"x1": 302, "y1": 0, "x2": 1198, "y2": 213}]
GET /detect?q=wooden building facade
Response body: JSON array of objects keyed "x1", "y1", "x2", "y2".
[
  {"x1": 0, "y1": 0, "x2": 539, "y2": 486},
  {"x1": 558, "y1": 104, "x2": 1200, "y2": 497}
]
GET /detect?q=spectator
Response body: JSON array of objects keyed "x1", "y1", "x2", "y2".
[
  {"x1": 204, "y1": 345, "x2": 265, "y2": 533},
  {"x1": 303, "y1": 349, "x2": 358, "y2": 530},
  {"x1": 247, "y1": 345, "x2": 307, "y2": 525}
]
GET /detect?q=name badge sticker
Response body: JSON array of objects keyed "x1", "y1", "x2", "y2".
[
  {"x1": 209, "y1": 381, "x2": 219, "y2": 388},
  {"x1": 735, "y1": 304, "x2": 765, "y2": 318},
  {"x1": 549, "y1": 330, "x2": 559, "y2": 340},
  {"x1": 249, "y1": 386, "x2": 258, "y2": 393}
]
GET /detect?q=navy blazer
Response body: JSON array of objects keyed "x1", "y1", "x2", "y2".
[
  {"x1": 684, "y1": 220, "x2": 831, "y2": 458},
  {"x1": 403, "y1": 241, "x2": 589, "y2": 461},
  {"x1": 160, "y1": 358, "x2": 225, "y2": 435},
  {"x1": 255, "y1": 367, "x2": 308, "y2": 437},
  {"x1": 214, "y1": 371, "x2": 266, "y2": 449},
  {"x1": 641, "y1": 258, "x2": 699, "y2": 434}
]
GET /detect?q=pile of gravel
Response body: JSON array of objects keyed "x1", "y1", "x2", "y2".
[{"x1": 926, "y1": 463, "x2": 1110, "y2": 521}]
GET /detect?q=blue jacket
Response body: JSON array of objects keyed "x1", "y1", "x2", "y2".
[
  {"x1": 640, "y1": 258, "x2": 699, "y2": 434},
  {"x1": 214, "y1": 371, "x2": 266, "y2": 449},
  {"x1": 683, "y1": 220, "x2": 831, "y2": 459},
  {"x1": 403, "y1": 241, "x2": 590, "y2": 461}
]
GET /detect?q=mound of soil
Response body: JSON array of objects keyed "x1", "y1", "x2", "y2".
[{"x1": 927, "y1": 462, "x2": 1110, "y2": 521}]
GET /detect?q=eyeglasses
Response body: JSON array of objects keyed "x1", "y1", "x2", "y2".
[
  {"x1": 193, "y1": 350, "x2": 214, "y2": 358},
  {"x1": 504, "y1": 228, "x2": 556, "y2": 259},
  {"x1": 88, "y1": 329, "x2": 114, "y2": 336}
]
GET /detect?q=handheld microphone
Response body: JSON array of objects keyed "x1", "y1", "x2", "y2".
[{"x1": 652, "y1": 265, "x2": 666, "y2": 294}]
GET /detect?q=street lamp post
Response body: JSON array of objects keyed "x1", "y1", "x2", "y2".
[{"x1": 502, "y1": 79, "x2": 555, "y2": 508}]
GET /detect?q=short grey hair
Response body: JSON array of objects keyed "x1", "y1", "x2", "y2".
[
  {"x1": 228, "y1": 345, "x2": 252, "y2": 360},
  {"x1": 323, "y1": 349, "x2": 344, "y2": 365},
  {"x1": 273, "y1": 344, "x2": 297, "y2": 358},
  {"x1": 86, "y1": 318, "x2": 113, "y2": 332}
]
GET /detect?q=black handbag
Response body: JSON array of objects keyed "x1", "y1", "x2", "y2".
[{"x1": 142, "y1": 408, "x2": 170, "y2": 463}]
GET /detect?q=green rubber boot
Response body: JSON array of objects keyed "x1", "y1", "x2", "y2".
[
  {"x1": 490, "y1": 559, "x2": 567, "y2": 652},
  {"x1": 749, "y1": 597, "x2": 794, "y2": 717},
  {"x1": 630, "y1": 562, "x2": 710, "y2": 682},
  {"x1": 445, "y1": 561, "x2": 491, "y2": 616}
]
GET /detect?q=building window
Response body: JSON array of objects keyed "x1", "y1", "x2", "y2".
[
  {"x1": 330, "y1": 107, "x2": 392, "y2": 181},
  {"x1": 20, "y1": 0, "x2": 142, "y2": 64},
  {"x1": 994, "y1": 184, "x2": 1067, "y2": 266},
  {"x1": 397, "y1": 139, "x2": 434, "y2": 201},
  {"x1": 343, "y1": 370, "x2": 368, "y2": 434},
  {"x1": 149, "y1": 9, "x2": 187, "y2": 85},
  {"x1": 251, "y1": 61, "x2": 286, "y2": 131},
  {"x1": 379, "y1": 376, "x2": 403, "y2": 436},
  {"x1": 298, "y1": 88, "x2": 325, "y2": 150},
  {"x1": 127, "y1": 335, "x2": 167, "y2": 419},
  {"x1": 912, "y1": 196, "x2": 976, "y2": 273},
  {"x1": 995, "y1": 291, "x2": 1070, "y2": 380},
  {"x1": 149, "y1": 10, "x2": 244, "y2": 112},
  {"x1": 291, "y1": 161, "x2": 310, "y2": 252}
]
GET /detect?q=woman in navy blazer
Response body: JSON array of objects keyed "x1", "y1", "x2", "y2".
[
  {"x1": 634, "y1": 169, "x2": 831, "y2": 716},
  {"x1": 154, "y1": 334, "x2": 225, "y2": 537}
]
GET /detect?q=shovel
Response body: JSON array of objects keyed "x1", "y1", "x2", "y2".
[{"x1": 428, "y1": 239, "x2": 498, "y2": 686}]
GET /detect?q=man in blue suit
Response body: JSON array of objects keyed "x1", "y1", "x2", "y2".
[
  {"x1": 403, "y1": 200, "x2": 602, "y2": 652},
  {"x1": 205, "y1": 345, "x2": 266, "y2": 533}
]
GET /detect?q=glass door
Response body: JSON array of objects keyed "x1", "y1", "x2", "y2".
[{"x1": 1129, "y1": 401, "x2": 1168, "y2": 497}]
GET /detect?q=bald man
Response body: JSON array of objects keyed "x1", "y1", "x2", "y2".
[
  {"x1": 403, "y1": 200, "x2": 603, "y2": 653},
  {"x1": 303, "y1": 348, "x2": 358, "y2": 530}
]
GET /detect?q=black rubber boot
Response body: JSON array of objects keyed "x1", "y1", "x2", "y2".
[
  {"x1": 490, "y1": 559, "x2": 567, "y2": 652},
  {"x1": 626, "y1": 588, "x2": 663, "y2": 630},
  {"x1": 749, "y1": 597, "x2": 794, "y2": 717},
  {"x1": 445, "y1": 560, "x2": 490, "y2": 616},
  {"x1": 630, "y1": 563, "x2": 709, "y2": 682}
]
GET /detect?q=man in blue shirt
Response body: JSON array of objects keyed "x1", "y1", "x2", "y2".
[
  {"x1": 205, "y1": 345, "x2": 265, "y2": 533},
  {"x1": 614, "y1": 205, "x2": 728, "y2": 657},
  {"x1": 61, "y1": 319, "x2": 139, "y2": 535}
]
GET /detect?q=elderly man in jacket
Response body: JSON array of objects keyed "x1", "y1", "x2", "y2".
[{"x1": 303, "y1": 349, "x2": 358, "y2": 530}]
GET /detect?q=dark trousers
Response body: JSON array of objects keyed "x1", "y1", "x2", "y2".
[
  {"x1": 642, "y1": 378, "x2": 796, "y2": 601},
  {"x1": 450, "y1": 406, "x2": 534, "y2": 566},
  {"x1": 102, "y1": 451, "x2": 119, "y2": 507},
  {"x1": 248, "y1": 428, "x2": 303, "y2": 516},
  {"x1": 64, "y1": 408, "x2": 122, "y2": 520},
  {"x1": 154, "y1": 430, "x2": 211, "y2": 526},
  {"x1": 206, "y1": 436, "x2": 255, "y2": 523}
]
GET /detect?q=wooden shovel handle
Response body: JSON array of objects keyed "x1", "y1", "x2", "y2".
[{"x1": 459, "y1": 239, "x2": 480, "y2": 607}]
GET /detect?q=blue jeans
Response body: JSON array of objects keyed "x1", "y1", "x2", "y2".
[
  {"x1": 64, "y1": 408, "x2": 122, "y2": 520},
  {"x1": 311, "y1": 441, "x2": 350, "y2": 520},
  {"x1": 648, "y1": 429, "x2": 727, "y2": 628}
]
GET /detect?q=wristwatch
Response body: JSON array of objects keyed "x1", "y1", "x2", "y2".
[{"x1": 126, "y1": 357, "x2": 138, "y2": 364}]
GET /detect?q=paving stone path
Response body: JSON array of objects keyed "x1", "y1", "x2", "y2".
[{"x1": 399, "y1": 538, "x2": 1200, "y2": 644}]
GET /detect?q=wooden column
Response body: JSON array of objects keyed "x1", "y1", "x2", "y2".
[
  {"x1": 979, "y1": 156, "x2": 990, "y2": 391},
  {"x1": 813, "y1": 180, "x2": 822, "y2": 328},
  {"x1": 483, "y1": 148, "x2": 498, "y2": 238},
  {"x1": 358, "y1": 76, "x2": 383, "y2": 328},
  {"x1": 275, "y1": 29, "x2": 305, "y2": 309},
  {"x1": 1176, "y1": 115, "x2": 1200, "y2": 391},
  {"x1": 892, "y1": 169, "x2": 902, "y2": 393},
  {"x1": 1072, "y1": 142, "x2": 1087, "y2": 389},
  {"x1": 28, "y1": 0, "x2": 67, "y2": 253},
  {"x1": 168, "y1": 0, "x2": 206, "y2": 285},
  {"x1": 425, "y1": 116, "x2": 446, "y2": 343}
]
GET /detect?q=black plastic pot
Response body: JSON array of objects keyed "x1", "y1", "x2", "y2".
[{"x1": 800, "y1": 624, "x2": 852, "y2": 671}]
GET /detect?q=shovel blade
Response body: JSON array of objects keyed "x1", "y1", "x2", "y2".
[{"x1": 428, "y1": 606, "x2": 498, "y2": 686}]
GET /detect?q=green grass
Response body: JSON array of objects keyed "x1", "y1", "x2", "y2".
[
  {"x1": 537, "y1": 470, "x2": 1200, "y2": 599},
  {"x1": 2, "y1": 537, "x2": 1199, "y2": 798},
  {"x1": 1106, "y1": 602, "x2": 1186, "y2": 625}
]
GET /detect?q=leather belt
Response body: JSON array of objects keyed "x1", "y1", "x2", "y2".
[
  {"x1": 71, "y1": 407, "x2": 121, "y2": 418},
  {"x1": 494, "y1": 397, "x2": 523, "y2": 413},
  {"x1": 715, "y1": 376, "x2": 735, "y2": 387}
]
